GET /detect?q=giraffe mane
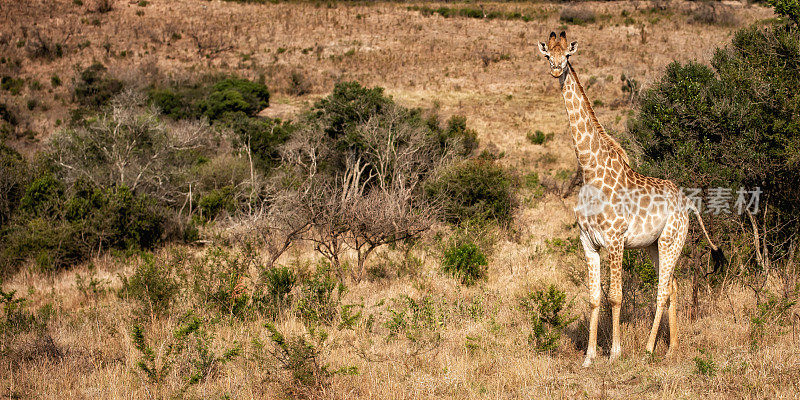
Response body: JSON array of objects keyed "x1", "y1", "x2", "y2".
[{"x1": 567, "y1": 62, "x2": 630, "y2": 165}]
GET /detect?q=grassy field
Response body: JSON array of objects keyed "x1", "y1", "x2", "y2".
[{"x1": 3, "y1": 1, "x2": 799, "y2": 399}]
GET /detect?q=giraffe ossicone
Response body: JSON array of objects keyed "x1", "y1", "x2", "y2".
[{"x1": 537, "y1": 31, "x2": 726, "y2": 367}]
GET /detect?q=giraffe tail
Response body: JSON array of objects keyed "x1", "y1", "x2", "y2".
[{"x1": 689, "y1": 204, "x2": 727, "y2": 276}]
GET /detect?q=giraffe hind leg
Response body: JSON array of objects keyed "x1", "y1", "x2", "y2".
[
  {"x1": 645, "y1": 217, "x2": 688, "y2": 355},
  {"x1": 644, "y1": 244, "x2": 660, "y2": 355},
  {"x1": 666, "y1": 276, "x2": 678, "y2": 357}
]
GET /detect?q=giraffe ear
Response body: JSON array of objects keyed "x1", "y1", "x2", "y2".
[
  {"x1": 538, "y1": 41, "x2": 548, "y2": 56},
  {"x1": 567, "y1": 41, "x2": 578, "y2": 55}
]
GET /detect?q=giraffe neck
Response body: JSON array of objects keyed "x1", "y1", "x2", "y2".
[{"x1": 560, "y1": 64, "x2": 609, "y2": 184}]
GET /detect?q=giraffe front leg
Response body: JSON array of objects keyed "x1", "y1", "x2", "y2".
[
  {"x1": 581, "y1": 235, "x2": 601, "y2": 367},
  {"x1": 607, "y1": 242, "x2": 624, "y2": 361}
]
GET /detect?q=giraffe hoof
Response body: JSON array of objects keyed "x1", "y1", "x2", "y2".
[
  {"x1": 581, "y1": 357, "x2": 594, "y2": 368},
  {"x1": 609, "y1": 349, "x2": 621, "y2": 361}
]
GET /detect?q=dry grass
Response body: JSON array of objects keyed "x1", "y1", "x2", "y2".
[{"x1": 3, "y1": 1, "x2": 797, "y2": 399}]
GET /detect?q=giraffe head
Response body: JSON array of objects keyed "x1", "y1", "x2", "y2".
[{"x1": 538, "y1": 31, "x2": 578, "y2": 78}]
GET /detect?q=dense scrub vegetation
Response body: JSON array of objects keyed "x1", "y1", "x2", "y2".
[
  {"x1": 0, "y1": 70, "x2": 521, "y2": 392},
  {"x1": 0, "y1": 70, "x2": 516, "y2": 279}
]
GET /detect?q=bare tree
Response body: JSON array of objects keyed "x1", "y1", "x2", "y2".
[
  {"x1": 344, "y1": 188, "x2": 432, "y2": 281},
  {"x1": 48, "y1": 91, "x2": 217, "y2": 207},
  {"x1": 341, "y1": 110, "x2": 440, "y2": 280},
  {"x1": 230, "y1": 188, "x2": 312, "y2": 270},
  {"x1": 278, "y1": 105, "x2": 442, "y2": 281}
]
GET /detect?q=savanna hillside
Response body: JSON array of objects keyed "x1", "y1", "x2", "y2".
[{"x1": 2, "y1": 0, "x2": 799, "y2": 399}]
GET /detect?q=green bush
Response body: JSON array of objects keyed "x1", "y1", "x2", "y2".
[
  {"x1": 148, "y1": 81, "x2": 218, "y2": 121},
  {"x1": 264, "y1": 322, "x2": 331, "y2": 388},
  {"x1": 197, "y1": 186, "x2": 233, "y2": 221},
  {"x1": 297, "y1": 81, "x2": 478, "y2": 186},
  {"x1": 19, "y1": 174, "x2": 64, "y2": 217},
  {"x1": 430, "y1": 115, "x2": 478, "y2": 157},
  {"x1": 73, "y1": 62, "x2": 123, "y2": 107},
  {"x1": 119, "y1": 255, "x2": 180, "y2": 316},
  {"x1": 172, "y1": 313, "x2": 241, "y2": 385},
  {"x1": 2, "y1": 175, "x2": 77, "y2": 270},
  {"x1": 200, "y1": 77, "x2": 270, "y2": 120},
  {"x1": 621, "y1": 249, "x2": 657, "y2": 289},
  {"x1": 265, "y1": 266, "x2": 297, "y2": 305},
  {"x1": 2, "y1": 176, "x2": 164, "y2": 272},
  {"x1": 223, "y1": 112, "x2": 294, "y2": 171},
  {"x1": 147, "y1": 88, "x2": 190, "y2": 119},
  {"x1": 130, "y1": 324, "x2": 170, "y2": 385},
  {"x1": 1, "y1": 76, "x2": 24, "y2": 96},
  {"x1": 425, "y1": 159, "x2": 515, "y2": 225},
  {"x1": 766, "y1": 0, "x2": 800, "y2": 24},
  {"x1": 191, "y1": 247, "x2": 250, "y2": 318},
  {"x1": 519, "y1": 285, "x2": 576, "y2": 352},
  {"x1": 297, "y1": 262, "x2": 346, "y2": 326},
  {"x1": 384, "y1": 294, "x2": 445, "y2": 348},
  {"x1": 625, "y1": 22, "x2": 800, "y2": 251},
  {"x1": 312, "y1": 81, "x2": 474, "y2": 157},
  {"x1": 1, "y1": 218, "x2": 82, "y2": 271},
  {"x1": 0, "y1": 103, "x2": 16, "y2": 126},
  {"x1": 253, "y1": 266, "x2": 296, "y2": 319},
  {"x1": 131, "y1": 313, "x2": 240, "y2": 391},
  {"x1": 305, "y1": 81, "x2": 473, "y2": 183},
  {"x1": 65, "y1": 181, "x2": 164, "y2": 249},
  {"x1": 526, "y1": 130, "x2": 553, "y2": 145},
  {"x1": 441, "y1": 238, "x2": 488, "y2": 286},
  {"x1": 310, "y1": 81, "x2": 391, "y2": 141},
  {"x1": 693, "y1": 349, "x2": 717, "y2": 376}
]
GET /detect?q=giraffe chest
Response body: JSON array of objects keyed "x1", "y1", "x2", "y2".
[
  {"x1": 576, "y1": 215, "x2": 608, "y2": 249},
  {"x1": 573, "y1": 194, "x2": 616, "y2": 249}
]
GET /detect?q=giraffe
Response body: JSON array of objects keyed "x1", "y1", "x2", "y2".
[{"x1": 536, "y1": 31, "x2": 725, "y2": 367}]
